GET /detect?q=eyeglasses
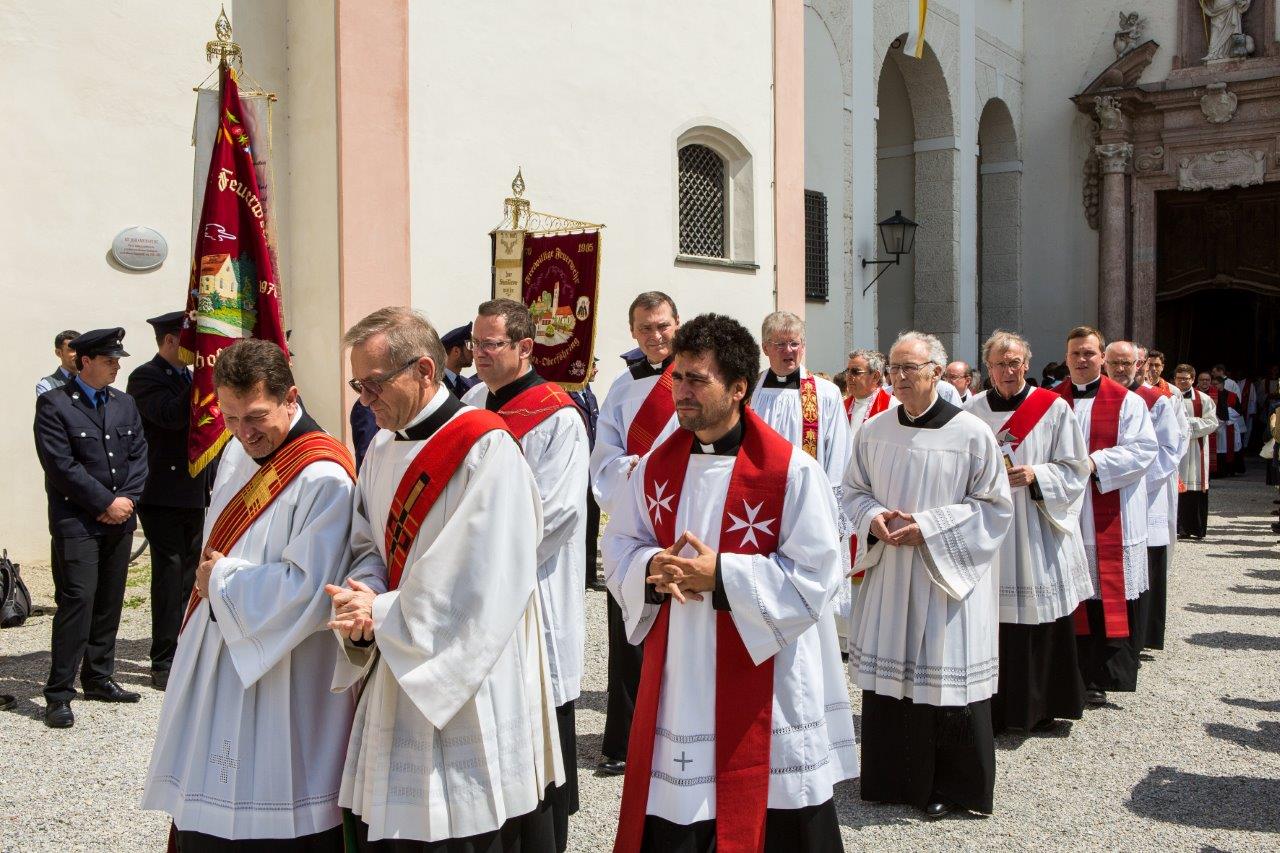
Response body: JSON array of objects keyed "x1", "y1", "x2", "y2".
[
  {"x1": 988, "y1": 359, "x2": 1026, "y2": 372},
  {"x1": 846, "y1": 369, "x2": 871, "y2": 376},
  {"x1": 469, "y1": 338, "x2": 514, "y2": 354},
  {"x1": 348, "y1": 357, "x2": 421, "y2": 395},
  {"x1": 887, "y1": 362, "x2": 931, "y2": 377},
  {"x1": 768, "y1": 340, "x2": 804, "y2": 351},
  {"x1": 1106, "y1": 359, "x2": 1136, "y2": 369}
]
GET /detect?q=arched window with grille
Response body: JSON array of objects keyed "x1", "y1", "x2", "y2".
[{"x1": 679, "y1": 144, "x2": 727, "y2": 258}]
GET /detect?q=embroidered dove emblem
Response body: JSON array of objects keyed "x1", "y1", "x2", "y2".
[
  {"x1": 647, "y1": 481, "x2": 674, "y2": 525},
  {"x1": 726, "y1": 499, "x2": 775, "y2": 548}
]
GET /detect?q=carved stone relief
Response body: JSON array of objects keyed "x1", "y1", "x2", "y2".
[
  {"x1": 1114, "y1": 12, "x2": 1143, "y2": 58},
  {"x1": 1135, "y1": 145, "x2": 1167, "y2": 173},
  {"x1": 1094, "y1": 94, "x2": 1124, "y2": 130},
  {"x1": 1177, "y1": 148, "x2": 1266, "y2": 190},
  {"x1": 1200, "y1": 82, "x2": 1238, "y2": 123},
  {"x1": 1097, "y1": 142, "x2": 1134, "y2": 174}
]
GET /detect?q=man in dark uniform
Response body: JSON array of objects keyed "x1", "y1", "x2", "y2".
[
  {"x1": 440, "y1": 322, "x2": 476, "y2": 398},
  {"x1": 34, "y1": 327, "x2": 148, "y2": 728},
  {"x1": 569, "y1": 357, "x2": 604, "y2": 591},
  {"x1": 126, "y1": 311, "x2": 208, "y2": 691},
  {"x1": 349, "y1": 398, "x2": 379, "y2": 470},
  {"x1": 35, "y1": 329, "x2": 81, "y2": 395}
]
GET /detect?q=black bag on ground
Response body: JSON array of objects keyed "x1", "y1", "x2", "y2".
[{"x1": 0, "y1": 550, "x2": 32, "y2": 628}]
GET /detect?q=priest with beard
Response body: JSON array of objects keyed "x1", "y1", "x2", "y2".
[
  {"x1": 142, "y1": 339, "x2": 358, "y2": 851},
  {"x1": 965, "y1": 330, "x2": 1092, "y2": 734},
  {"x1": 589, "y1": 291, "x2": 682, "y2": 776},
  {"x1": 1057, "y1": 329, "x2": 1157, "y2": 705},
  {"x1": 604, "y1": 313, "x2": 856, "y2": 852},
  {"x1": 328, "y1": 307, "x2": 561, "y2": 850},
  {"x1": 461, "y1": 298, "x2": 588, "y2": 853},
  {"x1": 1174, "y1": 365, "x2": 1218, "y2": 540},
  {"x1": 843, "y1": 331, "x2": 1013, "y2": 820}
]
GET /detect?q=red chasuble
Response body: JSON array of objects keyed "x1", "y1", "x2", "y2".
[
  {"x1": 626, "y1": 363, "x2": 676, "y2": 456},
  {"x1": 849, "y1": 388, "x2": 893, "y2": 580},
  {"x1": 383, "y1": 410, "x2": 510, "y2": 590},
  {"x1": 1056, "y1": 377, "x2": 1129, "y2": 638},
  {"x1": 614, "y1": 408, "x2": 791, "y2": 853},
  {"x1": 496, "y1": 380, "x2": 579, "y2": 441}
]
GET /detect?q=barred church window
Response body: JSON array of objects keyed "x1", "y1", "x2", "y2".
[
  {"x1": 805, "y1": 190, "x2": 829, "y2": 301},
  {"x1": 678, "y1": 144, "x2": 727, "y2": 258}
]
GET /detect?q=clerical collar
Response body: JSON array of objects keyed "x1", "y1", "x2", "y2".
[
  {"x1": 761, "y1": 368, "x2": 801, "y2": 389},
  {"x1": 252, "y1": 407, "x2": 320, "y2": 466},
  {"x1": 691, "y1": 417, "x2": 744, "y2": 456},
  {"x1": 1072, "y1": 376, "x2": 1102, "y2": 398},
  {"x1": 1182, "y1": 388, "x2": 1194, "y2": 398},
  {"x1": 629, "y1": 354, "x2": 674, "y2": 380},
  {"x1": 897, "y1": 393, "x2": 961, "y2": 429},
  {"x1": 396, "y1": 386, "x2": 464, "y2": 441},
  {"x1": 986, "y1": 383, "x2": 1030, "y2": 412},
  {"x1": 1128, "y1": 380, "x2": 1144, "y2": 392},
  {"x1": 485, "y1": 368, "x2": 544, "y2": 412}
]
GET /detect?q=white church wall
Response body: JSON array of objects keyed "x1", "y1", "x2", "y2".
[
  {"x1": 0, "y1": 0, "x2": 223, "y2": 560},
  {"x1": 1020, "y1": 0, "x2": 1175, "y2": 368},
  {"x1": 804, "y1": 5, "x2": 851, "y2": 374},
  {"x1": 405, "y1": 1, "x2": 777, "y2": 390}
]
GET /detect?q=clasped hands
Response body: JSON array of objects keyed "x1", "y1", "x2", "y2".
[
  {"x1": 646, "y1": 531, "x2": 717, "y2": 604},
  {"x1": 194, "y1": 546, "x2": 224, "y2": 600},
  {"x1": 869, "y1": 510, "x2": 924, "y2": 547},
  {"x1": 325, "y1": 578, "x2": 377, "y2": 642},
  {"x1": 1006, "y1": 464, "x2": 1037, "y2": 489},
  {"x1": 96, "y1": 496, "x2": 134, "y2": 525}
]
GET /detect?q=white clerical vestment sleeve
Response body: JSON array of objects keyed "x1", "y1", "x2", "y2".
[
  {"x1": 590, "y1": 385, "x2": 637, "y2": 515},
  {"x1": 911, "y1": 429, "x2": 1014, "y2": 601},
  {"x1": 1029, "y1": 407, "x2": 1090, "y2": 534},
  {"x1": 719, "y1": 449, "x2": 843, "y2": 666},
  {"x1": 1147, "y1": 397, "x2": 1182, "y2": 484},
  {"x1": 208, "y1": 462, "x2": 355, "y2": 688},
  {"x1": 841, "y1": 433, "x2": 893, "y2": 574},
  {"x1": 526, "y1": 410, "x2": 589, "y2": 567},
  {"x1": 601, "y1": 457, "x2": 664, "y2": 643},
  {"x1": 1093, "y1": 398, "x2": 1158, "y2": 495},
  {"x1": 371, "y1": 434, "x2": 545, "y2": 730},
  {"x1": 331, "y1": 481, "x2": 390, "y2": 686},
  {"x1": 1188, "y1": 398, "x2": 1219, "y2": 439}
]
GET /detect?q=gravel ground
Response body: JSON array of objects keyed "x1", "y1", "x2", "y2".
[{"x1": 2, "y1": 471, "x2": 1278, "y2": 851}]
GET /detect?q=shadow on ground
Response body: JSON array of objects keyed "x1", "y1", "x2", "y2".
[
  {"x1": 1204, "y1": 720, "x2": 1280, "y2": 754},
  {"x1": 1185, "y1": 632, "x2": 1280, "y2": 651},
  {"x1": 1184, "y1": 603, "x2": 1280, "y2": 617},
  {"x1": 1221, "y1": 696, "x2": 1280, "y2": 712},
  {"x1": 1127, "y1": 766, "x2": 1280, "y2": 831}
]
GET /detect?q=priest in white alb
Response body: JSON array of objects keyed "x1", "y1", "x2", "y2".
[
  {"x1": 142, "y1": 339, "x2": 358, "y2": 851},
  {"x1": 328, "y1": 307, "x2": 561, "y2": 850},
  {"x1": 589, "y1": 291, "x2": 682, "y2": 776},
  {"x1": 605, "y1": 313, "x2": 856, "y2": 852},
  {"x1": 462, "y1": 298, "x2": 588, "y2": 852},
  {"x1": 1057, "y1": 328, "x2": 1157, "y2": 705},
  {"x1": 843, "y1": 331, "x2": 1013, "y2": 820},
  {"x1": 749, "y1": 310, "x2": 853, "y2": 656},
  {"x1": 965, "y1": 331, "x2": 1092, "y2": 734},
  {"x1": 1175, "y1": 364, "x2": 1218, "y2": 540}
]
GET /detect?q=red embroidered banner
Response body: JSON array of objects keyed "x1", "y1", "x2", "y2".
[
  {"x1": 180, "y1": 65, "x2": 287, "y2": 475},
  {"x1": 615, "y1": 408, "x2": 790, "y2": 853},
  {"x1": 511, "y1": 231, "x2": 601, "y2": 392}
]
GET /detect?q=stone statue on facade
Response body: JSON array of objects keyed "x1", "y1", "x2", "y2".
[
  {"x1": 1200, "y1": 0, "x2": 1255, "y2": 62},
  {"x1": 1114, "y1": 12, "x2": 1143, "y2": 58}
]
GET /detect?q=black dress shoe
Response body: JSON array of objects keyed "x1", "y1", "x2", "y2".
[
  {"x1": 1030, "y1": 718, "x2": 1061, "y2": 734},
  {"x1": 0, "y1": 694, "x2": 15, "y2": 711},
  {"x1": 151, "y1": 670, "x2": 169, "y2": 691},
  {"x1": 82, "y1": 680, "x2": 141, "y2": 703},
  {"x1": 44, "y1": 701, "x2": 74, "y2": 728},
  {"x1": 597, "y1": 758, "x2": 626, "y2": 776},
  {"x1": 1085, "y1": 689, "x2": 1107, "y2": 706},
  {"x1": 924, "y1": 800, "x2": 956, "y2": 820}
]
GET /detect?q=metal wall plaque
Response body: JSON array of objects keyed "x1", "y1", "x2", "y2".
[{"x1": 111, "y1": 226, "x2": 168, "y2": 271}]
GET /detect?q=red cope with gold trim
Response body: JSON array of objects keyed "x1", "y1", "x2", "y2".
[
  {"x1": 384, "y1": 410, "x2": 511, "y2": 590},
  {"x1": 1056, "y1": 376, "x2": 1129, "y2": 638},
  {"x1": 614, "y1": 408, "x2": 791, "y2": 853},
  {"x1": 625, "y1": 362, "x2": 676, "y2": 457},
  {"x1": 849, "y1": 387, "x2": 893, "y2": 582},
  {"x1": 495, "y1": 380, "x2": 579, "y2": 441},
  {"x1": 180, "y1": 432, "x2": 355, "y2": 632}
]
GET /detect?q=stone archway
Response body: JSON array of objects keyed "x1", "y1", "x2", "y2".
[
  {"x1": 874, "y1": 40, "x2": 960, "y2": 354},
  {"x1": 977, "y1": 98, "x2": 1022, "y2": 345}
]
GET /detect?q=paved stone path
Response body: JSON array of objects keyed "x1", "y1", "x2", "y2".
[{"x1": 2, "y1": 472, "x2": 1277, "y2": 850}]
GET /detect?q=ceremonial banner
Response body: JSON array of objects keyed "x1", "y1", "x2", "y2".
[
  {"x1": 492, "y1": 229, "x2": 525, "y2": 301},
  {"x1": 180, "y1": 64, "x2": 288, "y2": 475},
  {"x1": 517, "y1": 231, "x2": 600, "y2": 391}
]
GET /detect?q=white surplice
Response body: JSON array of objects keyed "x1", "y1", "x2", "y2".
[
  {"x1": 463, "y1": 381, "x2": 589, "y2": 706},
  {"x1": 590, "y1": 360, "x2": 679, "y2": 515},
  {"x1": 842, "y1": 396, "x2": 1013, "y2": 706},
  {"x1": 1179, "y1": 389, "x2": 1219, "y2": 492},
  {"x1": 335, "y1": 388, "x2": 562, "y2": 843},
  {"x1": 1216, "y1": 395, "x2": 1245, "y2": 452},
  {"x1": 965, "y1": 388, "x2": 1093, "y2": 624},
  {"x1": 1063, "y1": 381, "x2": 1158, "y2": 599},
  {"x1": 142, "y1": 414, "x2": 357, "y2": 840},
  {"x1": 602, "y1": 439, "x2": 857, "y2": 824},
  {"x1": 1143, "y1": 390, "x2": 1188, "y2": 549},
  {"x1": 749, "y1": 367, "x2": 854, "y2": 660}
]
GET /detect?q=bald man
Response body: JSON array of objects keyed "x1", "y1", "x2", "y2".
[{"x1": 945, "y1": 361, "x2": 974, "y2": 404}]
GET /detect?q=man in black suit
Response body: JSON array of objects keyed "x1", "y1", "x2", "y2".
[
  {"x1": 569, "y1": 358, "x2": 604, "y2": 591},
  {"x1": 34, "y1": 327, "x2": 148, "y2": 727},
  {"x1": 126, "y1": 312, "x2": 208, "y2": 690},
  {"x1": 440, "y1": 322, "x2": 476, "y2": 398}
]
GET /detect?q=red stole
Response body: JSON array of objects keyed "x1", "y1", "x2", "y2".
[
  {"x1": 849, "y1": 388, "x2": 893, "y2": 579},
  {"x1": 180, "y1": 431, "x2": 355, "y2": 632},
  {"x1": 799, "y1": 374, "x2": 819, "y2": 459},
  {"x1": 1134, "y1": 384, "x2": 1163, "y2": 412},
  {"x1": 993, "y1": 387, "x2": 1059, "y2": 456},
  {"x1": 384, "y1": 410, "x2": 510, "y2": 590},
  {"x1": 614, "y1": 408, "x2": 790, "y2": 853},
  {"x1": 842, "y1": 395, "x2": 853, "y2": 419},
  {"x1": 1056, "y1": 377, "x2": 1129, "y2": 638},
  {"x1": 626, "y1": 363, "x2": 676, "y2": 456},
  {"x1": 495, "y1": 379, "x2": 578, "y2": 441},
  {"x1": 1206, "y1": 387, "x2": 1237, "y2": 471}
]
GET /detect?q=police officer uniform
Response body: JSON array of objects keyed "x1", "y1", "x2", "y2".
[
  {"x1": 569, "y1": 360, "x2": 603, "y2": 590},
  {"x1": 440, "y1": 322, "x2": 477, "y2": 399},
  {"x1": 126, "y1": 312, "x2": 208, "y2": 689},
  {"x1": 34, "y1": 328, "x2": 147, "y2": 727}
]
